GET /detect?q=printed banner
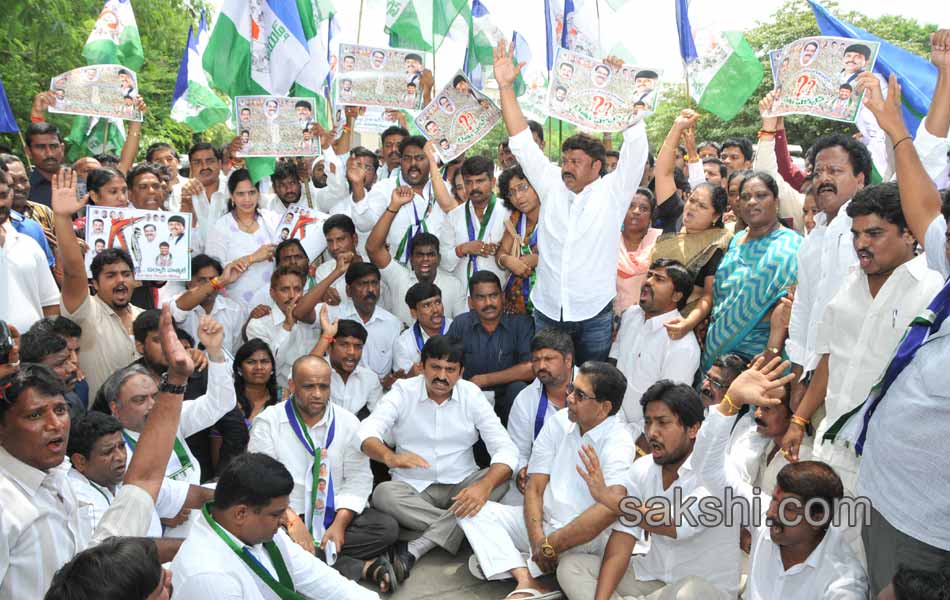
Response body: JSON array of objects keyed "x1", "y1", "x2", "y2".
[
  {"x1": 84, "y1": 206, "x2": 191, "y2": 281},
  {"x1": 48, "y1": 64, "x2": 143, "y2": 122},
  {"x1": 765, "y1": 36, "x2": 881, "y2": 123},
  {"x1": 335, "y1": 44, "x2": 427, "y2": 111},
  {"x1": 545, "y1": 48, "x2": 660, "y2": 132},
  {"x1": 235, "y1": 95, "x2": 320, "y2": 158},
  {"x1": 414, "y1": 71, "x2": 501, "y2": 162},
  {"x1": 276, "y1": 204, "x2": 330, "y2": 260}
]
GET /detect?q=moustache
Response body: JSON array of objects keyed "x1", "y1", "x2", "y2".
[
  {"x1": 363, "y1": 293, "x2": 377, "y2": 302},
  {"x1": 817, "y1": 183, "x2": 837, "y2": 194},
  {"x1": 433, "y1": 378, "x2": 449, "y2": 386},
  {"x1": 754, "y1": 417, "x2": 767, "y2": 427},
  {"x1": 561, "y1": 172, "x2": 575, "y2": 181}
]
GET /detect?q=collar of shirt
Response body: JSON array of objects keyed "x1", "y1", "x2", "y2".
[
  {"x1": 568, "y1": 414, "x2": 619, "y2": 445},
  {"x1": 813, "y1": 199, "x2": 852, "y2": 230},
  {"x1": 266, "y1": 295, "x2": 289, "y2": 327},
  {"x1": 333, "y1": 300, "x2": 386, "y2": 326},
  {"x1": 0, "y1": 445, "x2": 68, "y2": 498},
  {"x1": 643, "y1": 308, "x2": 683, "y2": 333},
  {"x1": 280, "y1": 399, "x2": 331, "y2": 436},
  {"x1": 468, "y1": 312, "x2": 513, "y2": 334},
  {"x1": 416, "y1": 378, "x2": 461, "y2": 405}
]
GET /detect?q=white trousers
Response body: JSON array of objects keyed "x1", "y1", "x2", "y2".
[{"x1": 556, "y1": 553, "x2": 728, "y2": 600}]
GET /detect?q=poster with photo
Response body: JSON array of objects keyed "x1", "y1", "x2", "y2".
[
  {"x1": 355, "y1": 107, "x2": 399, "y2": 134},
  {"x1": 414, "y1": 71, "x2": 502, "y2": 163},
  {"x1": 84, "y1": 206, "x2": 191, "y2": 281},
  {"x1": 545, "y1": 48, "x2": 661, "y2": 132},
  {"x1": 335, "y1": 44, "x2": 427, "y2": 111},
  {"x1": 765, "y1": 36, "x2": 881, "y2": 123},
  {"x1": 234, "y1": 96, "x2": 321, "y2": 158},
  {"x1": 276, "y1": 204, "x2": 330, "y2": 260},
  {"x1": 48, "y1": 64, "x2": 143, "y2": 122}
]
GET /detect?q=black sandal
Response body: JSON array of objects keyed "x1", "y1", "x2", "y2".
[
  {"x1": 390, "y1": 541, "x2": 416, "y2": 583},
  {"x1": 366, "y1": 555, "x2": 398, "y2": 594}
]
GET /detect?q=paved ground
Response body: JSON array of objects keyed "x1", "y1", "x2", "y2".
[{"x1": 377, "y1": 546, "x2": 563, "y2": 600}]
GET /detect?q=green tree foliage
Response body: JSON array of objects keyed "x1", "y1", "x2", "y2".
[{"x1": 0, "y1": 0, "x2": 218, "y2": 159}]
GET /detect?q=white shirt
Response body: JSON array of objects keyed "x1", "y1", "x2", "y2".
[
  {"x1": 840, "y1": 239, "x2": 950, "y2": 549},
  {"x1": 330, "y1": 365, "x2": 383, "y2": 415},
  {"x1": 206, "y1": 209, "x2": 282, "y2": 306},
  {"x1": 171, "y1": 511, "x2": 379, "y2": 600},
  {"x1": 815, "y1": 255, "x2": 943, "y2": 445},
  {"x1": 392, "y1": 317, "x2": 453, "y2": 372},
  {"x1": 379, "y1": 261, "x2": 467, "y2": 327},
  {"x1": 0, "y1": 449, "x2": 87, "y2": 600},
  {"x1": 609, "y1": 306, "x2": 701, "y2": 438},
  {"x1": 322, "y1": 194, "x2": 372, "y2": 260},
  {"x1": 508, "y1": 122, "x2": 648, "y2": 321},
  {"x1": 0, "y1": 225, "x2": 59, "y2": 333},
  {"x1": 695, "y1": 409, "x2": 867, "y2": 599},
  {"x1": 529, "y1": 411, "x2": 634, "y2": 530},
  {"x1": 787, "y1": 203, "x2": 858, "y2": 372},
  {"x1": 507, "y1": 378, "x2": 567, "y2": 474},
  {"x1": 358, "y1": 375, "x2": 518, "y2": 492},
  {"x1": 614, "y1": 452, "x2": 740, "y2": 597},
  {"x1": 307, "y1": 301, "x2": 402, "y2": 378},
  {"x1": 246, "y1": 295, "x2": 297, "y2": 388},
  {"x1": 442, "y1": 199, "x2": 511, "y2": 286},
  {"x1": 924, "y1": 214, "x2": 950, "y2": 279},
  {"x1": 358, "y1": 176, "x2": 453, "y2": 266},
  {"x1": 313, "y1": 259, "x2": 349, "y2": 302},
  {"x1": 170, "y1": 293, "x2": 249, "y2": 355},
  {"x1": 249, "y1": 403, "x2": 373, "y2": 526},
  {"x1": 913, "y1": 119, "x2": 950, "y2": 189},
  {"x1": 188, "y1": 173, "x2": 230, "y2": 252}
]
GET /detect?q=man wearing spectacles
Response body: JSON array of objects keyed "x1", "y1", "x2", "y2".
[
  {"x1": 459, "y1": 361, "x2": 635, "y2": 599},
  {"x1": 699, "y1": 353, "x2": 747, "y2": 408}
]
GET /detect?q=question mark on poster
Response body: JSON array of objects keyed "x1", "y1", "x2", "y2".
[
  {"x1": 457, "y1": 112, "x2": 475, "y2": 132},
  {"x1": 795, "y1": 74, "x2": 817, "y2": 97}
]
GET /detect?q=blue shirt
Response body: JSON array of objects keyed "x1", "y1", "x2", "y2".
[
  {"x1": 447, "y1": 311, "x2": 534, "y2": 382},
  {"x1": 9, "y1": 210, "x2": 55, "y2": 267}
]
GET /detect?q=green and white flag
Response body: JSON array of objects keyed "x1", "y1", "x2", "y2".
[
  {"x1": 386, "y1": 0, "x2": 469, "y2": 53},
  {"x1": 686, "y1": 31, "x2": 763, "y2": 121},
  {"x1": 170, "y1": 11, "x2": 230, "y2": 132},
  {"x1": 289, "y1": 0, "x2": 336, "y2": 129},
  {"x1": 68, "y1": 0, "x2": 145, "y2": 162},
  {"x1": 82, "y1": 0, "x2": 144, "y2": 71}
]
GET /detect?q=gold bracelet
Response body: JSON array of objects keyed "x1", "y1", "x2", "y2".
[
  {"x1": 722, "y1": 394, "x2": 740, "y2": 413},
  {"x1": 635, "y1": 446, "x2": 648, "y2": 458},
  {"x1": 790, "y1": 415, "x2": 810, "y2": 429}
]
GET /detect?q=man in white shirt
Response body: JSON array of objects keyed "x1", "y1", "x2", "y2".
[
  {"x1": 392, "y1": 282, "x2": 453, "y2": 375},
  {"x1": 171, "y1": 452, "x2": 379, "y2": 599},
  {"x1": 171, "y1": 254, "x2": 250, "y2": 355},
  {"x1": 787, "y1": 134, "x2": 871, "y2": 405},
  {"x1": 697, "y1": 358, "x2": 869, "y2": 599},
  {"x1": 494, "y1": 42, "x2": 647, "y2": 364},
  {"x1": 365, "y1": 189, "x2": 467, "y2": 327},
  {"x1": 104, "y1": 315, "x2": 234, "y2": 536},
  {"x1": 308, "y1": 316, "x2": 383, "y2": 417},
  {"x1": 245, "y1": 266, "x2": 306, "y2": 389},
  {"x1": 248, "y1": 356, "x2": 399, "y2": 594},
  {"x1": 180, "y1": 143, "x2": 230, "y2": 250},
  {"x1": 359, "y1": 335, "x2": 518, "y2": 582},
  {"x1": 825, "y1": 66, "x2": 950, "y2": 594},
  {"x1": 265, "y1": 157, "x2": 348, "y2": 219},
  {"x1": 560, "y1": 381, "x2": 740, "y2": 599},
  {"x1": 324, "y1": 149, "x2": 380, "y2": 259},
  {"x1": 311, "y1": 214, "x2": 363, "y2": 306},
  {"x1": 783, "y1": 183, "x2": 943, "y2": 494},
  {"x1": 294, "y1": 262, "x2": 402, "y2": 380},
  {"x1": 502, "y1": 327, "x2": 574, "y2": 506},
  {"x1": 443, "y1": 156, "x2": 511, "y2": 286},
  {"x1": 462, "y1": 362, "x2": 635, "y2": 598},
  {"x1": 248, "y1": 239, "x2": 316, "y2": 309},
  {"x1": 355, "y1": 136, "x2": 453, "y2": 267},
  {"x1": 376, "y1": 126, "x2": 408, "y2": 181},
  {"x1": 0, "y1": 167, "x2": 60, "y2": 333},
  {"x1": 609, "y1": 259, "x2": 701, "y2": 443}
]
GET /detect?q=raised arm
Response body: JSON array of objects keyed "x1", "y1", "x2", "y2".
[
  {"x1": 424, "y1": 141, "x2": 457, "y2": 214},
  {"x1": 118, "y1": 97, "x2": 147, "y2": 176},
  {"x1": 756, "y1": 92, "x2": 804, "y2": 230},
  {"x1": 493, "y1": 40, "x2": 529, "y2": 137},
  {"x1": 654, "y1": 110, "x2": 697, "y2": 206},
  {"x1": 925, "y1": 30, "x2": 950, "y2": 139},
  {"x1": 858, "y1": 72, "x2": 941, "y2": 247},
  {"x1": 50, "y1": 168, "x2": 90, "y2": 313},
  {"x1": 365, "y1": 185, "x2": 414, "y2": 269}
]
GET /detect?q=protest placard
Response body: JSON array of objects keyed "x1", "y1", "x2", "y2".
[
  {"x1": 234, "y1": 96, "x2": 320, "y2": 158},
  {"x1": 84, "y1": 206, "x2": 191, "y2": 281},
  {"x1": 414, "y1": 71, "x2": 501, "y2": 163},
  {"x1": 335, "y1": 44, "x2": 427, "y2": 111},
  {"x1": 276, "y1": 204, "x2": 330, "y2": 260},
  {"x1": 765, "y1": 36, "x2": 881, "y2": 123},
  {"x1": 545, "y1": 48, "x2": 661, "y2": 132},
  {"x1": 48, "y1": 64, "x2": 143, "y2": 122}
]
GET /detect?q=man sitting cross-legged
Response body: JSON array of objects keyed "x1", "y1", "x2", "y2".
[
  {"x1": 358, "y1": 335, "x2": 518, "y2": 583},
  {"x1": 249, "y1": 355, "x2": 400, "y2": 594},
  {"x1": 460, "y1": 361, "x2": 635, "y2": 599}
]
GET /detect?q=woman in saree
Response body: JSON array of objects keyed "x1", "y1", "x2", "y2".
[
  {"x1": 614, "y1": 188, "x2": 662, "y2": 314},
  {"x1": 703, "y1": 171, "x2": 803, "y2": 370},
  {"x1": 495, "y1": 165, "x2": 540, "y2": 315}
]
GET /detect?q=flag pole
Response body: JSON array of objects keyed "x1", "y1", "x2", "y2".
[
  {"x1": 356, "y1": 0, "x2": 365, "y2": 44},
  {"x1": 17, "y1": 130, "x2": 32, "y2": 170},
  {"x1": 102, "y1": 120, "x2": 110, "y2": 155},
  {"x1": 595, "y1": 0, "x2": 602, "y2": 54}
]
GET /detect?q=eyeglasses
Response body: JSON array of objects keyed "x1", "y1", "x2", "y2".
[
  {"x1": 703, "y1": 374, "x2": 727, "y2": 390},
  {"x1": 566, "y1": 384, "x2": 597, "y2": 402}
]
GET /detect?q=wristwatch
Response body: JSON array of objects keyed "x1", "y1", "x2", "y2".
[
  {"x1": 158, "y1": 373, "x2": 188, "y2": 395},
  {"x1": 540, "y1": 537, "x2": 557, "y2": 559}
]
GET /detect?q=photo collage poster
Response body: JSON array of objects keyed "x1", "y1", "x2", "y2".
[
  {"x1": 335, "y1": 44, "x2": 428, "y2": 111},
  {"x1": 48, "y1": 64, "x2": 144, "y2": 122},
  {"x1": 84, "y1": 206, "x2": 192, "y2": 281},
  {"x1": 414, "y1": 71, "x2": 502, "y2": 162},
  {"x1": 235, "y1": 95, "x2": 321, "y2": 158}
]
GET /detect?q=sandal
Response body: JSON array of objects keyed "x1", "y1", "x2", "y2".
[
  {"x1": 390, "y1": 541, "x2": 416, "y2": 583},
  {"x1": 366, "y1": 555, "x2": 398, "y2": 594}
]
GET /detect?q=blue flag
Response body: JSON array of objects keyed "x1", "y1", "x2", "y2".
[
  {"x1": 0, "y1": 78, "x2": 18, "y2": 133},
  {"x1": 561, "y1": 0, "x2": 575, "y2": 49},
  {"x1": 675, "y1": 0, "x2": 698, "y2": 64},
  {"x1": 809, "y1": 1, "x2": 937, "y2": 137}
]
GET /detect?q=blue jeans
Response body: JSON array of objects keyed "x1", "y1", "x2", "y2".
[{"x1": 534, "y1": 301, "x2": 614, "y2": 365}]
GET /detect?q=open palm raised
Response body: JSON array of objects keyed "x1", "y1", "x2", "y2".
[
  {"x1": 51, "y1": 167, "x2": 86, "y2": 217},
  {"x1": 492, "y1": 40, "x2": 524, "y2": 88}
]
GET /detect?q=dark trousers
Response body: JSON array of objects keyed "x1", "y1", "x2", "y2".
[
  {"x1": 863, "y1": 506, "x2": 950, "y2": 595},
  {"x1": 315, "y1": 507, "x2": 400, "y2": 581},
  {"x1": 534, "y1": 300, "x2": 614, "y2": 365}
]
